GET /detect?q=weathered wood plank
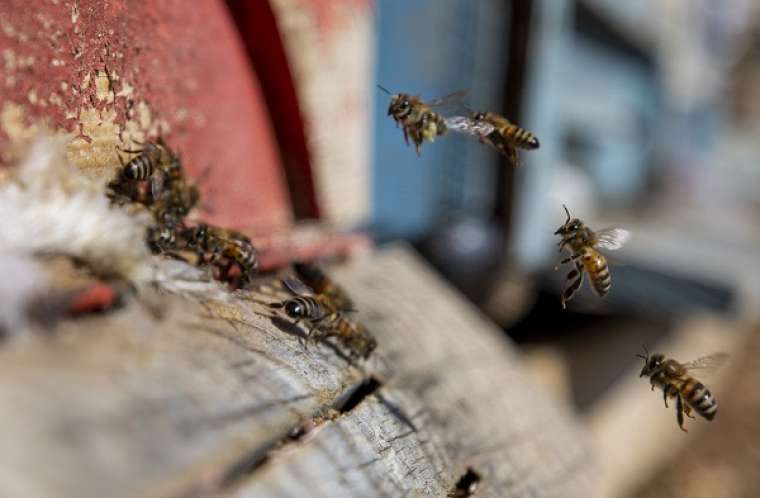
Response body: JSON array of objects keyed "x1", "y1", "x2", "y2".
[
  {"x1": 331, "y1": 246, "x2": 597, "y2": 498},
  {"x1": 225, "y1": 246, "x2": 597, "y2": 497},
  {"x1": 0, "y1": 246, "x2": 597, "y2": 497},
  {"x1": 231, "y1": 386, "x2": 452, "y2": 498},
  {"x1": 0, "y1": 279, "x2": 364, "y2": 498}
]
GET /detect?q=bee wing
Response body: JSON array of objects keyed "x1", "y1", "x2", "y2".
[
  {"x1": 150, "y1": 170, "x2": 166, "y2": 200},
  {"x1": 427, "y1": 90, "x2": 468, "y2": 108},
  {"x1": 594, "y1": 228, "x2": 631, "y2": 251},
  {"x1": 282, "y1": 276, "x2": 315, "y2": 297},
  {"x1": 682, "y1": 353, "x2": 729, "y2": 374},
  {"x1": 444, "y1": 116, "x2": 496, "y2": 137}
]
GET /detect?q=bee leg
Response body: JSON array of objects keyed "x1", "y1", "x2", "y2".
[
  {"x1": 560, "y1": 264, "x2": 584, "y2": 309},
  {"x1": 676, "y1": 393, "x2": 688, "y2": 432},
  {"x1": 117, "y1": 146, "x2": 144, "y2": 154},
  {"x1": 554, "y1": 252, "x2": 581, "y2": 271},
  {"x1": 402, "y1": 126, "x2": 409, "y2": 146},
  {"x1": 684, "y1": 404, "x2": 696, "y2": 419},
  {"x1": 663, "y1": 388, "x2": 669, "y2": 408},
  {"x1": 507, "y1": 145, "x2": 519, "y2": 168}
]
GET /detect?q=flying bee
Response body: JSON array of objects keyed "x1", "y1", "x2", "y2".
[
  {"x1": 455, "y1": 111, "x2": 539, "y2": 166},
  {"x1": 274, "y1": 276, "x2": 376, "y2": 360},
  {"x1": 379, "y1": 85, "x2": 465, "y2": 155},
  {"x1": 554, "y1": 204, "x2": 630, "y2": 309},
  {"x1": 293, "y1": 262, "x2": 354, "y2": 312},
  {"x1": 638, "y1": 347, "x2": 728, "y2": 432}
]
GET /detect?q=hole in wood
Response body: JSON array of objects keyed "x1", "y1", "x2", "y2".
[
  {"x1": 337, "y1": 376, "x2": 382, "y2": 414},
  {"x1": 449, "y1": 467, "x2": 481, "y2": 497}
]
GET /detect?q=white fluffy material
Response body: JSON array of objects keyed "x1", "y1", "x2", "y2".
[
  {"x1": 0, "y1": 136, "x2": 152, "y2": 279},
  {"x1": 0, "y1": 253, "x2": 50, "y2": 338}
]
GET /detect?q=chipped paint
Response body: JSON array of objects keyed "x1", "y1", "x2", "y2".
[
  {"x1": 3, "y1": 49, "x2": 15, "y2": 70},
  {"x1": 81, "y1": 71, "x2": 90, "y2": 90},
  {"x1": 95, "y1": 69, "x2": 114, "y2": 103},
  {"x1": 115, "y1": 80, "x2": 133, "y2": 98},
  {"x1": 71, "y1": 3, "x2": 80, "y2": 24},
  {"x1": 48, "y1": 92, "x2": 63, "y2": 107},
  {"x1": 136, "y1": 101, "x2": 152, "y2": 130}
]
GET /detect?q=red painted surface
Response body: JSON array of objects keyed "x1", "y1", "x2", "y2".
[
  {"x1": 0, "y1": 0, "x2": 292, "y2": 230},
  {"x1": 226, "y1": 0, "x2": 320, "y2": 220}
]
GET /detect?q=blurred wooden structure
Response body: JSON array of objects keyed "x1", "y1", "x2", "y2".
[{"x1": 0, "y1": 247, "x2": 597, "y2": 497}]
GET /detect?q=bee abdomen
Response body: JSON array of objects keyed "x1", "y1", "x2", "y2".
[
  {"x1": 295, "y1": 296, "x2": 323, "y2": 320},
  {"x1": 506, "y1": 125, "x2": 540, "y2": 150},
  {"x1": 591, "y1": 265, "x2": 611, "y2": 296},
  {"x1": 685, "y1": 380, "x2": 718, "y2": 420},
  {"x1": 227, "y1": 242, "x2": 258, "y2": 273},
  {"x1": 124, "y1": 155, "x2": 155, "y2": 180}
]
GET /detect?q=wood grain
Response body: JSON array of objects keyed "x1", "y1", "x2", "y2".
[{"x1": 0, "y1": 245, "x2": 597, "y2": 497}]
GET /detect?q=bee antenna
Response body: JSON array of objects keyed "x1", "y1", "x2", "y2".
[
  {"x1": 638, "y1": 344, "x2": 649, "y2": 360},
  {"x1": 562, "y1": 204, "x2": 571, "y2": 223},
  {"x1": 376, "y1": 84, "x2": 392, "y2": 95}
]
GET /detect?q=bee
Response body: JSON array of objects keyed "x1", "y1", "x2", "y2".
[
  {"x1": 638, "y1": 347, "x2": 728, "y2": 432},
  {"x1": 182, "y1": 223, "x2": 258, "y2": 285},
  {"x1": 468, "y1": 111, "x2": 539, "y2": 166},
  {"x1": 554, "y1": 204, "x2": 630, "y2": 309},
  {"x1": 293, "y1": 262, "x2": 354, "y2": 312},
  {"x1": 116, "y1": 138, "x2": 177, "y2": 198},
  {"x1": 146, "y1": 220, "x2": 179, "y2": 254},
  {"x1": 379, "y1": 85, "x2": 465, "y2": 155},
  {"x1": 152, "y1": 168, "x2": 200, "y2": 224},
  {"x1": 274, "y1": 276, "x2": 376, "y2": 360},
  {"x1": 106, "y1": 174, "x2": 153, "y2": 206}
]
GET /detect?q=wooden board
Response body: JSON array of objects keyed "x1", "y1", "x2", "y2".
[{"x1": 0, "y1": 245, "x2": 597, "y2": 497}]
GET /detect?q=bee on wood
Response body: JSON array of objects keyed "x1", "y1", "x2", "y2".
[
  {"x1": 106, "y1": 174, "x2": 153, "y2": 206},
  {"x1": 638, "y1": 347, "x2": 727, "y2": 432},
  {"x1": 146, "y1": 220, "x2": 180, "y2": 254},
  {"x1": 554, "y1": 204, "x2": 630, "y2": 309},
  {"x1": 468, "y1": 111, "x2": 539, "y2": 166},
  {"x1": 293, "y1": 262, "x2": 354, "y2": 313},
  {"x1": 182, "y1": 223, "x2": 258, "y2": 286},
  {"x1": 379, "y1": 85, "x2": 465, "y2": 155},
  {"x1": 151, "y1": 157, "x2": 201, "y2": 224},
  {"x1": 273, "y1": 275, "x2": 376, "y2": 360},
  {"x1": 116, "y1": 138, "x2": 177, "y2": 199}
]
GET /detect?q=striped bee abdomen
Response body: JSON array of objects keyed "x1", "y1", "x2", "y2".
[
  {"x1": 123, "y1": 155, "x2": 155, "y2": 181},
  {"x1": 683, "y1": 379, "x2": 718, "y2": 420},
  {"x1": 224, "y1": 241, "x2": 258, "y2": 274},
  {"x1": 509, "y1": 125, "x2": 540, "y2": 150},
  {"x1": 582, "y1": 249, "x2": 611, "y2": 296},
  {"x1": 284, "y1": 296, "x2": 326, "y2": 321}
]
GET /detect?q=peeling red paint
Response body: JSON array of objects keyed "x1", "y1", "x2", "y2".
[{"x1": 0, "y1": 0, "x2": 292, "y2": 230}]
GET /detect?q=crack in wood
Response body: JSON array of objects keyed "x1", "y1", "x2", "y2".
[{"x1": 193, "y1": 376, "x2": 386, "y2": 495}]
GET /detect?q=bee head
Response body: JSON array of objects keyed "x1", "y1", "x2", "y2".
[
  {"x1": 284, "y1": 299, "x2": 306, "y2": 319},
  {"x1": 554, "y1": 204, "x2": 584, "y2": 236},
  {"x1": 471, "y1": 111, "x2": 486, "y2": 121},
  {"x1": 637, "y1": 346, "x2": 664, "y2": 377},
  {"x1": 388, "y1": 94, "x2": 412, "y2": 119}
]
